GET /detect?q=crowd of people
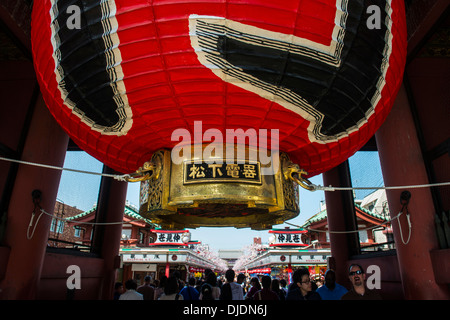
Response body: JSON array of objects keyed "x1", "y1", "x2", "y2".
[{"x1": 113, "y1": 264, "x2": 381, "y2": 301}]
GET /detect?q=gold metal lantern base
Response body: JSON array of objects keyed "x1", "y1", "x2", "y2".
[{"x1": 137, "y1": 144, "x2": 302, "y2": 230}]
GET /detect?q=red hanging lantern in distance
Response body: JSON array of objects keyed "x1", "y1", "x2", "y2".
[{"x1": 31, "y1": 0, "x2": 407, "y2": 177}]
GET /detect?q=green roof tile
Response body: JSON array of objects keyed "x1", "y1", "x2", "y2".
[{"x1": 66, "y1": 204, "x2": 155, "y2": 225}]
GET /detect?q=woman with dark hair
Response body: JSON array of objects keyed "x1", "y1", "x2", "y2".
[
  {"x1": 158, "y1": 275, "x2": 183, "y2": 300},
  {"x1": 271, "y1": 279, "x2": 286, "y2": 301},
  {"x1": 200, "y1": 272, "x2": 220, "y2": 300},
  {"x1": 244, "y1": 277, "x2": 261, "y2": 300},
  {"x1": 200, "y1": 283, "x2": 214, "y2": 300}
]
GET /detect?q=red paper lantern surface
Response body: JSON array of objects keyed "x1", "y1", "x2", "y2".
[{"x1": 31, "y1": 0, "x2": 407, "y2": 176}]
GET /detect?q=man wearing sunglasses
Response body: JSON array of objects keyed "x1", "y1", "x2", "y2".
[{"x1": 341, "y1": 264, "x2": 382, "y2": 300}]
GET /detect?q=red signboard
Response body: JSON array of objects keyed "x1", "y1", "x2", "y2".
[{"x1": 248, "y1": 268, "x2": 271, "y2": 274}]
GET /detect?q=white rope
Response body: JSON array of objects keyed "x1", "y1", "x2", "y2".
[
  {"x1": 27, "y1": 209, "x2": 45, "y2": 239},
  {"x1": 1, "y1": 155, "x2": 449, "y2": 190},
  {"x1": 0, "y1": 156, "x2": 131, "y2": 181},
  {"x1": 311, "y1": 181, "x2": 450, "y2": 192}
]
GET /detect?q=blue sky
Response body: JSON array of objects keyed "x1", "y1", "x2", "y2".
[{"x1": 57, "y1": 150, "x2": 384, "y2": 251}]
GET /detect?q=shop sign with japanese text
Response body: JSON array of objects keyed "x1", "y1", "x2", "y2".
[
  {"x1": 183, "y1": 160, "x2": 261, "y2": 184},
  {"x1": 149, "y1": 230, "x2": 189, "y2": 246}
]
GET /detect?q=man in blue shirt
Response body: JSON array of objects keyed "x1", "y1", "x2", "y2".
[
  {"x1": 316, "y1": 269, "x2": 348, "y2": 300},
  {"x1": 180, "y1": 277, "x2": 200, "y2": 300}
]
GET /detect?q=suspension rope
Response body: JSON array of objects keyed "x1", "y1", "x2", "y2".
[
  {"x1": 1, "y1": 155, "x2": 449, "y2": 191},
  {"x1": 0, "y1": 156, "x2": 131, "y2": 181},
  {"x1": 311, "y1": 182, "x2": 450, "y2": 192}
]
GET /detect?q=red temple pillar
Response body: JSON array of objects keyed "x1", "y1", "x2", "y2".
[
  {"x1": 375, "y1": 83, "x2": 449, "y2": 299},
  {"x1": 0, "y1": 97, "x2": 69, "y2": 299},
  {"x1": 322, "y1": 161, "x2": 359, "y2": 288},
  {"x1": 92, "y1": 166, "x2": 127, "y2": 300}
]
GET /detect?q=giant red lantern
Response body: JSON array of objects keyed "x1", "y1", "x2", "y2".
[
  {"x1": 31, "y1": 0, "x2": 406, "y2": 177},
  {"x1": 31, "y1": 0, "x2": 407, "y2": 229}
]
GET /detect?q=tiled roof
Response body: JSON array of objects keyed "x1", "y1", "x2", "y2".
[
  {"x1": 302, "y1": 203, "x2": 389, "y2": 228},
  {"x1": 66, "y1": 203, "x2": 154, "y2": 225},
  {"x1": 302, "y1": 209, "x2": 327, "y2": 227}
]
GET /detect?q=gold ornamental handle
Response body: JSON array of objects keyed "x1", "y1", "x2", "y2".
[
  {"x1": 284, "y1": 164, "x2": 315, "y2": 191},
  {"x1": 125, "y1": 161, "x2": 159, "y2": 182}
]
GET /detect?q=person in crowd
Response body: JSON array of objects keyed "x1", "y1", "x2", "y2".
[
  {"x1": 341, "y1": 264, "x2": 382, "y2": 300},
  {"x1": 119, "y1": 279, "x2": 144, "y2": 300},
  {"x1": 220, "y1": 269, "x2": 244, "y2": 300},
  {"x1": 271, "y1": 278, "x2": 286, "y2": 301},
  {"x1": 199, "y1": 272, "x2": 221, "y2": 300},
  {"x1": 244, "y1": 277, "x2": 261, "y2": 300},
  {"x1": 279, "y1": 279, "x2": 288, "y2": 296},
  {"x1": 173, "y1": 270, "x2": 184, "y2": 291},
  {"x1": 158, "y1": 275, "x2": 183, "y2": 300},
  {"x1": 113, "y1": 282, "x2": 123, "y2": 300},
  {"x1": 195, "y1": 278, "x2": 203, "y2": 293},
  {"x1": 236, "y1": 273, "x2": 247, "y2": 296},
  {"x1": 217, "y1": 279, "x2": 223, "y2": 289},
  {"x1": 316, "y1": 269, "x2": 348, "y2": 300},
  {"x1": 315, "y1": 276, "x2": 324, "y2": 288},
  {"x1": 253, "y1": 275, "x2": 279, "y2": 300},
  {"x1": 154, "y1": 275, "x2": 167, "y2": 300},
  {"x1": 286, "y1": 268, "x2": 321, "y2": 300},
  {"x1": 180, "y1": 277, "x2": 200, "y2": 300},
  {"x1": 200, "y1": 283, "x2": 214, "y2": 300},
  {"x1": 137, "y1": 275, "x2": 155, "y2": 300}
]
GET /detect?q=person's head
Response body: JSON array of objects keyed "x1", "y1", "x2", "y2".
[
  {"x1": 114, "y1": 282, "x2": 124, "y2": 293},
  {"x1": 261, "y1": 275, "x2": 271, "y2": 289},
  {"x1": 225, "y1": 269, "x2": 235, "y2": 283},
  {"x1": 164, "y1": 276, "x2": 179, "y2": 295},
  {"x1": 144, "y1": 275, "x2": 152, "y2": 283},
  {"x1": 324, "y1": 269, "x2": 336, "y2": 289},
  {"x1": 206, "y1": 272, "x2": 217, "y2": 286},
  {"x1": 124, "y1": 279, "x2": 138, "y2": 291},
  {"x1": 293, "y1": 268, "x2": 311, "y2": 294},
  {"x1": 280, "y1": 279, "x2": 287, "y2": 288},
  {"x1": 188, "y1": 277, "x2": 196, "y2": 286},
  {"x1": 348, "y1": 264, "x2": 365, "y2": 288},
  {"x1": 236, "y1": 273, "x2": 245, "y2": 284},
  {"x1": 271, "y1": 279, "x2": 280, "y2": 292},
  {"x1": 201, "y1": 283, "x2": 213, "y2": 300},
  {"x1": 250, "y1": 277, "x2": 261, "y2": 289},
  {"x1": 204, "y1": 268, "x2": 213, "y2": 277}
]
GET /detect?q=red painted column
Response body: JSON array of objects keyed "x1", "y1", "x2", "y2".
[
  {"x1": 0, "y1": 96, "x2": 69, "y2": 299},
  {"x1": 375, "y1": 84, "x2": 449, "y2": 299},
  {"x1": 93, "y1": 166, "x2": 127, "y2": 300},
  {"x1": 322, "y1": 161, "x2": 359, "y2": 288}
]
